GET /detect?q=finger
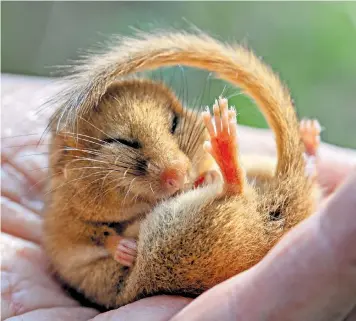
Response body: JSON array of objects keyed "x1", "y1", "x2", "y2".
[
  {"x1": 90, "y1": 296, "x2": 191, "y2": 321},
  {"x1": 172, "y1": 172, "x2": 356, "y2": 321},
  {"x1": 2, "y1": 151, "x2": 41, "y2": 190},
  {"x1": 2, "y1": 153, "x2": 48, "y2": 214},
  {"x1": 317, "y1": 158, "x2": 356, "y2": 196},
  {"x1": 1, "y1": 199, "x2": 42, "y2": 245},
  {"x1": 236, "y1": 125, "x2": 356, "y2": 193},
  {"x1": 1, "y1": 233, "x2": 80, "y2": 320},
  {"x1": 1, "y1": 187, "x2": 42, "y2": 216},
  {"x1": 5, "y1": 307, "x2": 98, "y2": 321},
  {"x1": 344, "y1": 305, "x2": 356, "y2": 321}
]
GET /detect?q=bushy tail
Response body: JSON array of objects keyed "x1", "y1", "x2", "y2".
[{"x1": 51, "y1": 31, "x2": 304, "y2": 175}]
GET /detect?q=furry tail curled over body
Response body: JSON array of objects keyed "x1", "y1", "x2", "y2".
[{"x1": 50, "y1": 31, "x2": 304, "y2": 176}]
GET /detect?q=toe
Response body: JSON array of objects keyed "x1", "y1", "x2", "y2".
[
  {"x1": 312, "y1": 119, "x2": 321, "y2": 134},
  {"x1": 213, "y1": 102, "x2": 222, "y2": 133},
  {"x1": 219, "y1": 98, "x2": 229, "y2": 133},
  {"x1": 115, "y1": 239, "x2": 137, "y2": 266},
  {"x1": 202, "y1": 110, "x2": 215, "y2": 137},
  {"x1": 117, "y1": 244, "x2": 136, "y2": 256},
  {"x1": 119, "y1": 238, "x2": 137, "y2": 250}
]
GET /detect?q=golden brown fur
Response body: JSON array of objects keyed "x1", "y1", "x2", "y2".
[
  {"x1": 43, "y1": 31, "x2": 320, "y2": 308},
  {"x1": 43, "y1": 79, "x2": 213, "y2": 307}
]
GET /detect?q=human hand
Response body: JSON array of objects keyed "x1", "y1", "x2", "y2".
[
  {"x1": 2, "y1": 130, "x2": 355, "y2": 321},
  {"x1": 2, "y1": 74, "x2": 356, "y2": 321},
  {"x1": 171, "y1": 171, "x2": 356, "y2": 321}
]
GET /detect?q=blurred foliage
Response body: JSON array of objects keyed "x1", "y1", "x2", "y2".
[{"x1": 1, "y1": 1, "x2": 356, "y2": 148}]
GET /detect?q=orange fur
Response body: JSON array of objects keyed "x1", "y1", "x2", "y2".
[
  {"x1": 43, "y1": 31, "x2": 321, "y2": 309},
  {"x1": 43, "y1": 79, "x2": 213, "y2": 307}
]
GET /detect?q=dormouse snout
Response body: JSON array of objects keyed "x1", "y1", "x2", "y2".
[{"x1": 160, "y1": 156, "x2": 189, "y2": 194}]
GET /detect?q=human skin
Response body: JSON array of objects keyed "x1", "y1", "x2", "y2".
[
  {"x1": 2, "y1": 129, "x2": 356, "y2": 321},
  {"x1": 2, "y1": 75, "x2": 356, "y2": 320}
]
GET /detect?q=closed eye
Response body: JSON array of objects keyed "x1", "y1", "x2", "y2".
[
  {"x1": 171, "y1": 113, "x2": 179, "y2": 134},
  {"x1": 103, "y1": 137, "x2": 142, "y2": 149}
]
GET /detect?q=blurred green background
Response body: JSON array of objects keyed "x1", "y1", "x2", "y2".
[{"x1": 2, "y1": 1, "x2": 356, "y2": 148}]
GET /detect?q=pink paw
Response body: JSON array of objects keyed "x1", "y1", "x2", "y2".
[
  {"x1": 300, "y1": 119, "x2": 322, "y2": 180},
  {"x1": 300, "y1": 119, "x2": 322, "y2": 157},
  {"x1": 114, "y1": 238, "x2": 137, "y2": 267}
]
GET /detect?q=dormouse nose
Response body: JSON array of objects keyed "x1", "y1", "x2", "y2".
[{"x1": 160, "y1": 156, "x2": 189, "y2": 194}]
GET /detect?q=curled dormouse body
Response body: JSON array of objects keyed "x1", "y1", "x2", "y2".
[{"x1": 43, "y1": 31, "x2": 322, "y2": 309}]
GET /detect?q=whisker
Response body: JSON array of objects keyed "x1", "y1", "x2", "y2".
[
  {"x1": 44, "y1": 170, "x2": 109, "y2": 196},
  {"x1": 64, "y1": 174, "x2": 117, "y2": 213},
  {"x1": 198, "y1": 72, "x2": 211, "y2": 113},
  {"x1": 27, "y1": 172, "x2": 58, "y2": 192},
  {"x1": 101, "y1": 169, "x2": 116, "y2": 189},
  {"x1": 1, "y1": 133, "x2": 44, "y2": 139},
  {"x1": 183, "y1": 74, "x2": 206, "y2": 155},
  {"x1": 123, "y1": 177, "x2": 137, "y2": 204},
  {"x1": 62, "y1": 131, "x2": 108, "y2": 144},
  {"x1": 226, "y1": 91, "x2": 243, "y2": 100},
  {"x1": 27, "y1": 165, "x2": 108, "y2": 173},
  {"x1": 60, "y1": 134, "x2": 107, "y2": 148},
  {"x1": 26, "y1": 164, "x2": 114, "y2": 193},
  {"x1": 62, "y1": 155, "x2": 141, "y2": 174},
  {"x1": 131, "y1": 192, "x2": 139, "y2": 203},
  {"x1": 78, "y1": 116, "x2": 117, "y2": 142},
  {"x1": 181, "y1": 109, "x2": 192, "y2": 152},
  {"x1": 61, "y1": 147, "x2": 102, "y2": 157},
  {"x1": 149, "y1": 183, "x2": 154, "y2": 195},
  {"x1": 189, "y1": 125, "x2": 206, "y2": 159},
  {"x1": 94, "y1": 176, "x2": 127, "y2": 202},
  {"x1": 168, "y1": 66, "x2": 178, "y2": 89},
  {"x1": 122, "y1": 165, "x2": 133, "y2": 178},
  {"x1": 207, "y1": 72, "x2": 213, "y2": 104},
  {"x1": 65, "y1": 155, "x2": 111, "y2": 165},
  {"x1": 187, "y1": 116, "x2": 205, "y2": 157},
  {"x1": 185, "y1": 101, "x2": 203, "y2": 156},
  {"x1": 220, "y1": 84, "x2": 228, "y2": 98},
  {"x1": 43, "y1": 134, "x2": 156, "y2": 171}
]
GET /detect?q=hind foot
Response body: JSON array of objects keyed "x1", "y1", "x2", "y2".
[
  {"x1": 300, "y1": 119, "x2": 321, "y2": 157},
  {"x1": 300, "y1": 119, "x2": 321, "y2": 179},
  {"x1": 105, "y1": 236, "x2": 137, "y2": 267},
  {"x1": 114, "y1": 238, "x2": 137, "y2": 267},
  {"x1": 201, "y1": 97, "x2": 244, "y2": 195}
]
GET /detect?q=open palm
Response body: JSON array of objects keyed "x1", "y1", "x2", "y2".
[{"x1": 2, "y1": 75, "x2": 356, "y2": 320}]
